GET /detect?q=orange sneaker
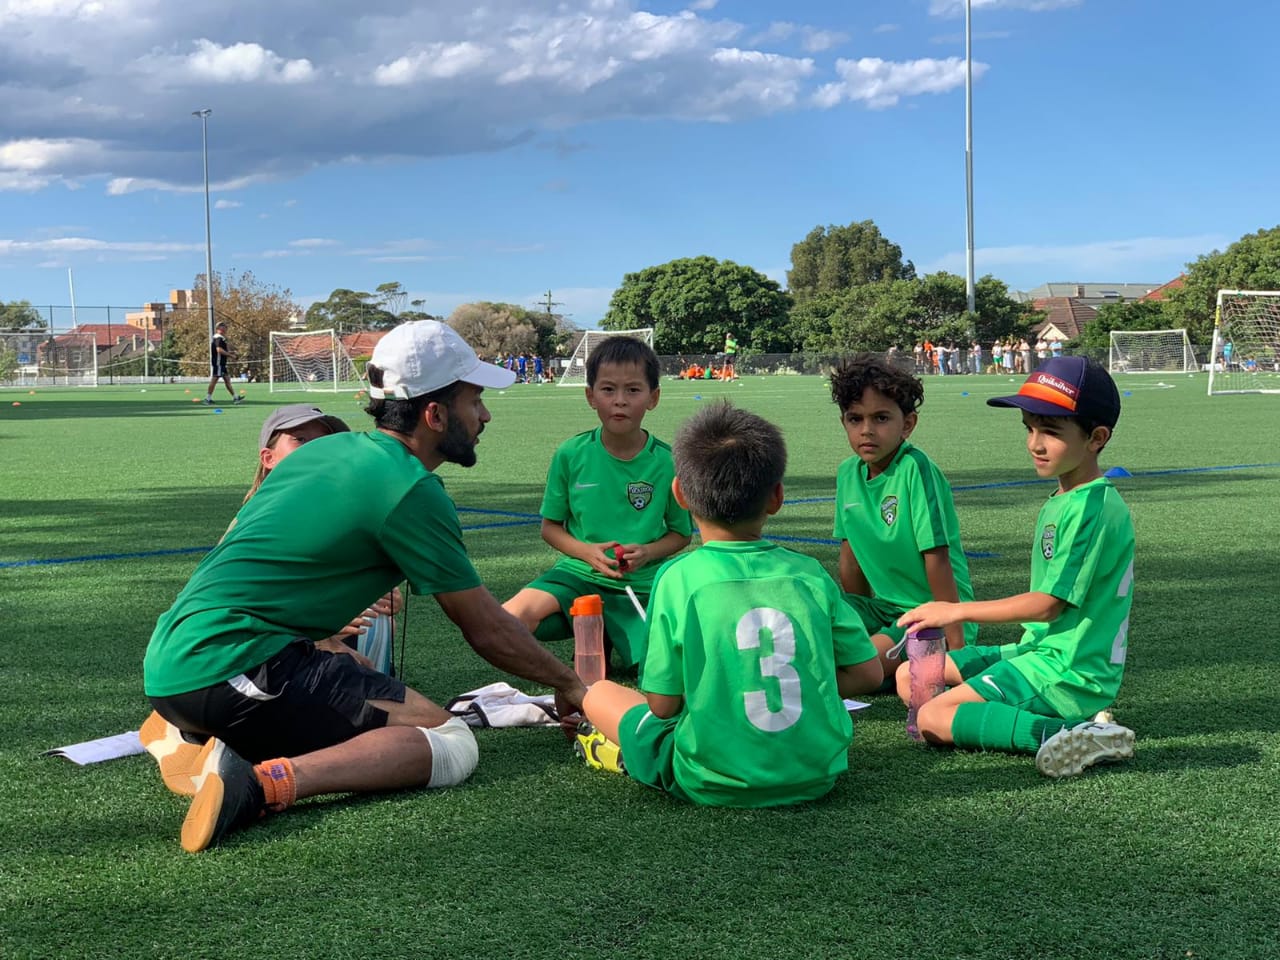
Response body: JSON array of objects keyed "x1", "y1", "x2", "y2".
[{"x1": 139, "y1": 711, "x2": 206, "y2": 796}]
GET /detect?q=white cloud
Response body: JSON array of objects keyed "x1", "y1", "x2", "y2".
[
  {"x1": 0, "y1": 236, "x2": 201, "y2": 257},
  {"x1": 213, "y1": 198, "x2": 242, "y2": 209},
  {"x1": 813, "y1": 57, "x2": 983, "y2": 109},
  {"x1": 925, "y1": 234, "x2": 1228, "y2": 278},
  {"x1": 288, "y1": 237, "x2": 339, "y2": 248},
  {"x1": 873, "y1": 23, "x2": 900, "y2": 34},
  {"x1": 929, "y1": 0, "x2": 1080, "y2": 15},
  {"x1": 0, "y1": 0, "x2": 986, "y2": 193}
]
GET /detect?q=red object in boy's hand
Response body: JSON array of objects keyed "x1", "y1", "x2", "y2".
[{"x1": 613, "y1": 543, "x2": 629, "y2": 572}]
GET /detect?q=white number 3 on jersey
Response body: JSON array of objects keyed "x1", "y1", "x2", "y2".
[{"x1": 737, "y1": 607, "x2": 803, "y2": 732}]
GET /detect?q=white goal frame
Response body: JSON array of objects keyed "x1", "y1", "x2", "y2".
[
  {"x1": 269, "y1": 329, "x2": 361, "y2": 393},
  {"x1": 1107, "y1": 328, "x2": 1196, "y2": 374},
  {"x1": 557, "y1": 328, "x2": 655, "y2": 387},
  {"x1": 1208, "y1": 290, "x2": 1280, "y2": 396}
]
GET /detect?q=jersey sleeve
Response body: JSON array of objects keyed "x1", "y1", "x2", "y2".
[
  {"x1": 539, "y1": 443, "x2": 571, "y2": 523},
  {"x1": 638, "y1": 563, "x2": 684, "y2": 696},
  {"x1": 832, "y1": 461, "x2": 850, "y2": 541},
  {"x1": 661, "y1": 482, "x2": 693, "y2": 537},
  {"x1": 907, "y1": 455, "x2": 956, "y2": 552},
  {"x1": 1032, "y1": 497, "x2": 1103, "y2": 608},
  {"x1": 379, "y1": 478, "x2": 482, "y2": 596}
]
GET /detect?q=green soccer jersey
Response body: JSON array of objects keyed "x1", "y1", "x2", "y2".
[
  {"x1": 540, "y1": 427, "x2": 692, "y2": 588},
  {"x1": 641, "y1": 540, "x2": 879, "y2": 807},
  {"x1": 832, "y1": 441, "x2": 976, "y2": 638},
  {"x1": 1006, "y1": 477, "x2": 1135, "y2": 714},
  {"x1": 144, "y1": 431, "x2": 481, "y2": 697}
]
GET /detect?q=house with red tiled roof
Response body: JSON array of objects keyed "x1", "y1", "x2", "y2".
[
  {"x1": 1031, "y1": 297, "x2": 1097, "y2": 343},
  {"x1": 1140, "y1": 275, "x2": 1186, "y2": 301},
  {"x1": 340, "y1": 331, "x2": 387, "y2": 357}
]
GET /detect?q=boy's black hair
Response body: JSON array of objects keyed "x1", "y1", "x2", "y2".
[
  {"x1": 363, "y1": 363, "x2": 464, "y2": 434},
  {"x1": 674, "y1": 400, "x2": 786, "y2": 527},
  {"x1": 1023, "y1": 411, "x2": 1115, "y2": 448},
  {"x1": 586, "y1": 336, "x2": 660, "y2": 389},
  {"x1": 830, "y1": 353, "x2": 924, "y2": 415}
]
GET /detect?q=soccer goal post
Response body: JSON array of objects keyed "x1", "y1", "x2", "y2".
[
  {"x1": 557, "y1": 328, "x2": 655, "y2": 387},
  {"x1": 1108, "y1": 329, "x2": 1196, "y2": 374},
  {"x1": 1207, "y1": 291, "x2": 1280, "y2": 396},
  {"x1": 34, "y1": 331, "x2": 98, "y2": 386},
  {"x1": 269, "y1": 329, "x2": 361, "y2": 393}
]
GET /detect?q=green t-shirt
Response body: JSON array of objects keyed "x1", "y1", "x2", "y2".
[
  {"x1": 724, "y1": 335, "x2": 738, "y2": 356},
  {"x1": 1006, "y1": 477, "x2": 1135, "y2": 713},
  {"x1": 144, "y1": 431, "x2": 481, "y2": 697},
  {"x1": 641, "y1": 540, "x2": 878, "y2": 807},
  {"x1": 832, "y1": 440, "x2": 976, "y2": 640},
  {"x1": 539, "y1": 427, "x2": 692, "y2": 588}
]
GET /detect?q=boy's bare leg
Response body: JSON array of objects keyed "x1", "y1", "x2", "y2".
[
  {"x1": 583, "y1": 680, "x2": 646, "y2": 745},
  {"x1": 502, "y1": 587, "x2": 564, "y2": 633}
]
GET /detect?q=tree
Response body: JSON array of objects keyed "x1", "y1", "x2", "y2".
[
  {"x1": 305, "y1": 289, "x2": 397, "y2": 332},
  {"x1": 0, "y1": 343, "x2": 17, "y2": 381},
  {"x1": 787, "y1": 220, "x2": 915, "y2": 304},
  {"x1": 602, "y1": 256, "x2": 793, "y2": 354},
  {"x1": 1166, "y1": 226, "x2": 1280, "y2": 343},
  {"x1": 173, "y1": 271, "x2": 301, "y2": 378},
  {"x1": 1075, "y1": 299, "x2": 1176, "y2": 353},
  {"x1": 445, "y1": 302, "x2": 572, "y2": 358},
  {"x1": 375, "y1": 281, "x2": 408, "y2": 318},
  {"x1": 0, "y1": 300, "x2": 45, "y2": 332},
  {"x1": 790, "y1": 272, "x2": 1035, "y2": 353}
]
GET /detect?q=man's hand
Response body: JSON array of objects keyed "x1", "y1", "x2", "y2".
[{"x1": 315, "y1": 636, "x2": 375, "y2": 669}]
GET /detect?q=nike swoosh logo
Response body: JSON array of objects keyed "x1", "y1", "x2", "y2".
[
  {"x1": 574, "y1": 482, "x2": 600, "y2": 489},
  {"x1": 981, "y1": 676, "x2": 1004, "y2": 700}
]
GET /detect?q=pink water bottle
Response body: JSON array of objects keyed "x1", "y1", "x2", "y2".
[
  {"x1": 905, "y1": 627, "x2": 947, "y2": 741},
  {"x1": 570, "y1": 594, "x2": 606, "y2": 685}
]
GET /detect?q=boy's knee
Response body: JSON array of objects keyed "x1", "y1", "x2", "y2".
[
  {"x1": 893, "y1": 660, "x2": 912, "y2": 703},
  {"x1": 421, "y1": 717, "x2": 478, "y2": 788}
]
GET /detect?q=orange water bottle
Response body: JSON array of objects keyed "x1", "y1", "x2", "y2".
[{"x1": 570, "y1": 594, "x2": 606, "y2": 685}]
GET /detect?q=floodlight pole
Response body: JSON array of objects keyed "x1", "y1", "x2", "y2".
[
  {"x1": 964, "y1": 0, "x2": 976, "y2": 316},
  {"x1": 193, "y1": 108, "x2": 215, "y2": 345}
]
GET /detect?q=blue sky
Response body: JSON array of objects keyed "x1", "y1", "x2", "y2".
[{"x1": 2, "y1": 0, "x2": 1276, "y2": 327}]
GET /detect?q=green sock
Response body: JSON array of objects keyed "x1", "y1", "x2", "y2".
[{"x1": 952, "y1": 703, "x2": 1071, "y2": 754}]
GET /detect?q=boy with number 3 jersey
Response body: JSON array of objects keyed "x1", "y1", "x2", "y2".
[
  {"x1": 897, "y1": 357, "x2": 1137, "y2": 778},
  {"x1": 581, "y1": 401, "x2": 883, "y2": 807}
]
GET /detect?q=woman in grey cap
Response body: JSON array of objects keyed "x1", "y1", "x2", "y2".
[{"x1": 243, "y1": 403, "x2": 351, "y2": 502}]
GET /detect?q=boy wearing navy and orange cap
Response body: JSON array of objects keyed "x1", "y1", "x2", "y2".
[{"x1": 895, "y1": 356, "x2": 1137, "y2": 778}]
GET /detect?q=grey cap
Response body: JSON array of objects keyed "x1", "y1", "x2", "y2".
[{"x1": 258, "y1": 404, "x2": 326, "y2": 449}]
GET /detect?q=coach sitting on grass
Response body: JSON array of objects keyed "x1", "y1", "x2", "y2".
[{"x1": 143, "y1": 320, "x2": 587, "y2": 853}]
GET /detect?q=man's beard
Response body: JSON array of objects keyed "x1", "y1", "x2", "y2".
[{"x1": 437, "y1": 412, "x2": 478, "y2": 467}]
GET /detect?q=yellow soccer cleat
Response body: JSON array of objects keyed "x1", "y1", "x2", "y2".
[{"x1": 573, "y1": 721, "x2": 625, "y2": 775}]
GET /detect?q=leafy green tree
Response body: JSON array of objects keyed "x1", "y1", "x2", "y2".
[
  {"x1": 1166, "y1": 226, "x2": 1280, "y2": 343},
  {"x1": 602, "y1": 256, "x2": 793, "y2": 354},
  {"x1": 791, "y1": 272, "x2": 1034, "y2": 353},
  {"x1": 0, "y1": 300, "x2": 45, "y2": 331},
  {"x1": 0, "y1": 342, "x2": 17, "y2": 381},
  {"x1": 446, "y1": 302, "x2": 571, "y2": 359},
  {"x1": 787, "y1": 220, "x2": 915, "y2": 304},
  {"x1": 305, "y1": 289, "x2": 397, "y2": 331},
  {"x1": 1075, "y1": 299, "x2": 1175, "y2": 353}
]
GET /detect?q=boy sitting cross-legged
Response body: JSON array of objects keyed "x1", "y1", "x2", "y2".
[
  {"x1": 897, "y1": 356, "x2": 1137, "y2": 778},
  {"x1": 830, "y1": 354, "x2": 977, "y2": 682},
  {"x1": 503, "y1": 336, "x2": 692, "y2": 673},
  {"x1": 582, "y1": 401, "x2": 883, "y2": 807}
]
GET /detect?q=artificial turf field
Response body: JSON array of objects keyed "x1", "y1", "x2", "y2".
[{"x1": 1, "y1": 372, "x2": 1277, "y2": 960}]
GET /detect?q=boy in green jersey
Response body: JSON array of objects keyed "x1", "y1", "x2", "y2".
[
  {"x1": 504, "y1": 336, "x2": 692, "y2": 672},
  {"x1": 830, "y1": 354, "x2": 976, "y2": 681},
  {"x1": 898, "y1": 357, "x2": 1137, "y2": 778},
  {"x1": 582, "y1": 401, "x2": 883, "y2": 807}
]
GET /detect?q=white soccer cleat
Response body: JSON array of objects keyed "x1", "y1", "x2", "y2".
[{"x1": 1036, "y1": 721, "x2": 1135, "y2": 779}]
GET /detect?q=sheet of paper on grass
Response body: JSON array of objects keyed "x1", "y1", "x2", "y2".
[
  {"x1": 44, "y1": 730, "x2": 145, "y2": 765},
  {"x1": 843, "y1": 699, "x2": 871, "y2": 712}
]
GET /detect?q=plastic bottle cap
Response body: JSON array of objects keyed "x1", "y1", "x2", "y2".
[{"x1": 570, "y1": 594, "x2": 603, "y2": 616}]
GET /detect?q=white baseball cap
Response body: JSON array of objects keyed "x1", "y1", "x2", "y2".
[{"x1": 368, "y1": 320, "x2": 515, "y2": 399}]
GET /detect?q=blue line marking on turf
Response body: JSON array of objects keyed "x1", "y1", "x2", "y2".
[{"x1": 8, "y1": 461, "x2": 1276, "y2": 570}]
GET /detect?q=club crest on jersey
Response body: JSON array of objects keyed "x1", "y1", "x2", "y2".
[
  {"x1": 627, "y1": 481, "x2": 654, "y2": 511},
  {"x1": 1041, "y1": 524, "x2": 1057, "y2": 560},
  {"x1": 880, "y1": 495, "x2": 898, "y2": 526}
]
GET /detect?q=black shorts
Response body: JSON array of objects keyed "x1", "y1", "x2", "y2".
[
  {"x1": 149, "y1": 639, "x2": 407, "y2": 762},
  {"x1": 211, "y1": 359, "x2": 228, "y2": 377}
]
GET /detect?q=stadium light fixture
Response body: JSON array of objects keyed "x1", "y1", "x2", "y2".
[{"x1": 192, "y1": 108, "x2": 215, "y2": 344}]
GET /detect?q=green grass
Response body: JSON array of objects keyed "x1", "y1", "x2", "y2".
[{"x1": 2, "y1": 374, "x2": 1278, "y2": 960}]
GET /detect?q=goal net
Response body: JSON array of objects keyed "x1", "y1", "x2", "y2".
[
  {"x1": 1108, "y1": 329, "x2": 1196, "y2": 374},
  {"x1": 1208, "y1": 290, "x2": 1280, "y2": 396},
  {"x1": 557, "y1": 328, "x2": 655, "y2": 387},
  {"x1": 269, "y1": 329, "x2": 361, "y2": 392},
  {"x1": 14, "y1": 331, "x2": 99, "y2": 386}
]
